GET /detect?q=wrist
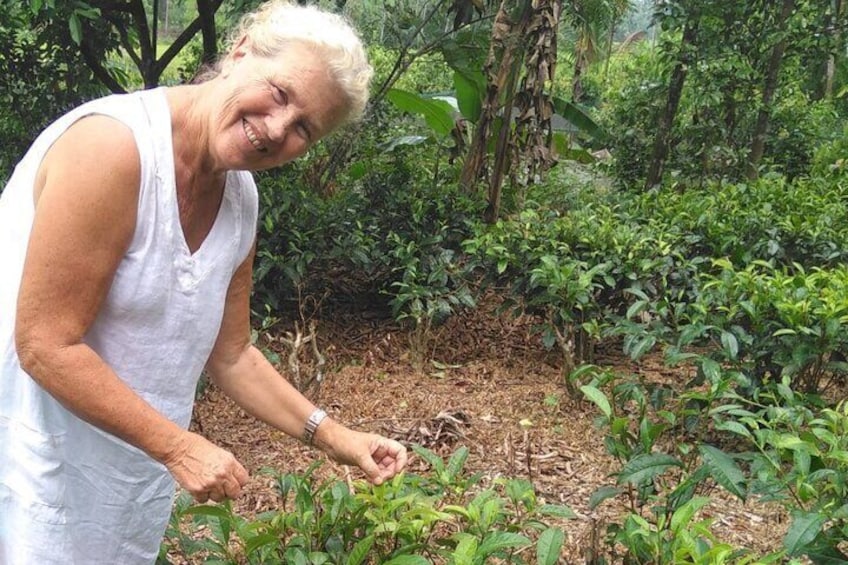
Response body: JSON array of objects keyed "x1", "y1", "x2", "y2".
[
  {"x1": 302, "y1": 407, "x2": 328, "y2": 446},
  {"x1": 312, "y1": 416, "x2": 343, "y2": 456},
  {"x1": 151, "y1": 427, "x2": 192, "y2": 466}
]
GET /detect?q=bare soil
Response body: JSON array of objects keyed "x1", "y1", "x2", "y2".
[{"x1": 190, "y1": 296, "x2": 791, "y2": 563}]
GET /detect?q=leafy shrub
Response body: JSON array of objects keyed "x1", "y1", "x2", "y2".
[
  {"x1": 717, "y1": 387, "x2": 848, "y2": 562},
  {"x1": 681, "y1": 261, "x2": 848, "y2": 393},
  {"x1": 765, "y1": 96, "x2": 843, "y2": 180},
  {"x1": 573, "y1": 365, "x2": 783, "y2": 565},
  {"x1": 810, "y1": 121, "x2": 848, "y2": 178},
  {"x1": 627, "y1": 177, "x2": 848, "y2": 269},
  {"x1": 252, "y1": 143, "x2": 481, "y2": 369},
  {"x1": 160, "y1": 446, "x2": 573, "y2": 564},
  {"x1": 596, "y1": 46, "x2": 667, "y2": 188}
]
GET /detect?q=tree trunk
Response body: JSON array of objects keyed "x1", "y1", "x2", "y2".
[
  {"x1": 459, "y1": 0, "x2": 513, "y2": 194},
  {"x1": 571, "y1": 49, "x2": 586, "y2": 103},
  {"x1": 460, "y1": 0, "x2": 542, "y2": 225},
  {"x1": 746, "y1": 0, "x2": 794, "y2": 181},
  {"x1": 485, "y1": 40, "x2": 523, "y2": 223},
  {"x1": 644, "y1": 17, "x2": 698, "y2": 190},
  {"x1": 824, "y1": 0, "x2": 844, "y2": 98},
  {"x1": 197, "y1": 0, "x2": 219, "y2": 67},
  {"x1": 152, "y1": 0, "x2": 159, "y2": 58}
]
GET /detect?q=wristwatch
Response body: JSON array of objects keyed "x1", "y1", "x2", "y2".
[{"x1": 302, "y1": 408, "x2": 328, "y2": 445}]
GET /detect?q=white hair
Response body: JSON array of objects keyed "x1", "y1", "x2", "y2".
[{"x1": 225, "y1": 0, "x2": 373, "y2": 124}]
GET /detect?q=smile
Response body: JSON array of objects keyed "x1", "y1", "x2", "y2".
[{"x1": 242, "y1": 119, "x2": 268, "y2": 153}]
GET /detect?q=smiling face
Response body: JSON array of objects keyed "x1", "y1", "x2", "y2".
[{"x1": 209, "y1": 39, "x2": 350, "y2": 171}]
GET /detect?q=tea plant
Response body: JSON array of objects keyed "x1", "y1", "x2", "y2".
[
  {"x1": 685, "y1": 260, "x2": 848, "y2": 393},
  {"x1": 715, "y1": 386, "x2": 848, "y2": 562},
  {"x1": 159, "y1": 446, "x2": 573, "y2": 564},
  {"x1": 386, "y1": 232, "x2": 475, "y2": 370},
  {"x1": 572, "y1": 365, "x2": 784, "y2": 564}
]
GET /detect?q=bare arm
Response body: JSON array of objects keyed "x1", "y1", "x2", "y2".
[
  {"x1": 206, "y1": 246, "x2": 408, "y2": 484},
  {"x1": 16, "y1": 116, "x2": 183, "y2": 460},
  {"x1": 14, "y1": 116, "x2": 247, "y2": 501}
]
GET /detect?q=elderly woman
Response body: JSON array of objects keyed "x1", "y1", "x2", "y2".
[{"x1": 0, "y1": 1, "x2": 407, "y2": 562}]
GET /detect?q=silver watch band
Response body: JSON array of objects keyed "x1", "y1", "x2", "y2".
[{"x1": 302, "y1": 408, "x2": 328, "y2": 445}]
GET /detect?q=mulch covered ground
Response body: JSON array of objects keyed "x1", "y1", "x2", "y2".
[{"x1": 188, "y1": 295, "x2": 791, "y2": 563}]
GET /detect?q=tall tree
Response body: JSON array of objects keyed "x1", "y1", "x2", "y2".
[
  {"x1": 39, "y1": 0, "x2": 226, "y2": 91},
  {"x1": 746, "y1": 0, "x2": 795, "y2": 180},
  {"x1": 644, "y1": 1, "x2": 698, "y2": 190}
]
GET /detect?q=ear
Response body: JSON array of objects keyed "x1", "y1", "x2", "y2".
[
  {"x1": 220, "y1": 35, "x2": 251, "y2": 77},
  {"x1": 231, "y1": 35, "x2": 251, "y2": 61}
]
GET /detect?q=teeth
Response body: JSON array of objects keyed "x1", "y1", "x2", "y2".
[{"x1": 242, "y1": 119, "x2": 267, "y2": 153}]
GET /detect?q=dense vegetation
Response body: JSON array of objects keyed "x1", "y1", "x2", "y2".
[{"x1": 2, "y1": 0, "x2": 847, "y2": 562}]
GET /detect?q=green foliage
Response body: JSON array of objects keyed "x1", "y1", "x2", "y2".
[
  {"x1": 160, "y1": 447, "x2": 573, "y2": 564},
  {"x1": 680, "y1": 261, "x2": 848, "y2": 393},
  {"x1": 572, "y1": 365, "x2": 783, "y2": 565},
  {"x1": 252, "y1": 145, "x2": 481, "y2": 369},
  {"x1": 369, "y1": 46, "x2": 454, "y2": 95},
  {"x1": 597, "y1": 0, "x2": 848, "y2": 188},
  {"x1": 388, "y1": 235, "x2": 475, "y2": 369},
  {"x1": 629, "y1": 176, "x2": 848, "y2": 268},
  {"x1": 810, "y1": 121, "x2": 848, "y2": 178},
  {"x1": 0, "y1": 2, "x2": 111, "y2": 182},
  {"x1": 714, "y1": 390, "x2": 848, "y2": 562}
]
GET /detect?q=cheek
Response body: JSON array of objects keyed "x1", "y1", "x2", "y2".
[{"x1": 283, "y1": 138, "x2": 310, "y2": 162}]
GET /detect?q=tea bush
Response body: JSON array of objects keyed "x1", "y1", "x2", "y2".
[
  {"x1": 682, "y1": 261, "x2": 848, "y2": 393},
  {"x1": 159, "y1": 447, "x2": 574, "y2": 564},
  {"x1": 627, "y1": 176, "x2": 848, "y2": 268}
]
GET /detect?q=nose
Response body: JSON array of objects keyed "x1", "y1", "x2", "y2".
[{"x1": 265, "y1": 107, "x2": 290, "y2": 143}]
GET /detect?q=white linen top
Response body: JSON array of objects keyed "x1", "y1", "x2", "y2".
[{"x1": 0, "y1": 87, "x2": 258, "y2": 563}]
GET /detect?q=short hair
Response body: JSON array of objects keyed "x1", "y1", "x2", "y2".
[{"x1": 224, "y1": 0, "x2": 373, "y2": 124}]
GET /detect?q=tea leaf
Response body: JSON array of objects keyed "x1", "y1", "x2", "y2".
[
  {"x1": 536, "y1": 527, "x2": 565, "y2": 565},
  {"x1": 244, "y1": 532, "x2": 279, "y2": 554},
  {"x1": 452, "y1": 534, "x2": 478, "y2": 565},
  {"x1": 589, "y1": 486, "x2": 623, "y2": 510},
  {"x1": 784, "y1": 510, "x2": 825, "y2": 556},
  {"x1": 618, "y1": 453, "x2": 683, "y2": 486},
  {"x1": 670, "y1": 496, "x2": 710, "y2": 534},
  {"x1": 580, "y1": 385, "x2": 612, "y2": 419},
  {"x1": 478, "y1": 531, "x2": 532, "y2": 556},
  {"x1": 347, "y1": 535, "x2": 375, "y2": 565},
  {"x1": 699, "y1": 444, "x2": 747, "y2": 501}
]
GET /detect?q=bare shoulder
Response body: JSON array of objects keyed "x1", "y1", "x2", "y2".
[
  {"x1": 35, "y1": 114, "x2": 142, "y2": 242},
  {"x1": 17, "y1": 114, "x2": 147, "y2": 344}
]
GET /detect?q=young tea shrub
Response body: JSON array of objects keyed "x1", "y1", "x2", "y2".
[
  {"x1": 687, "y1": 261, "x2": 848, "y2": 394},
  {"x1": 160, "y1": 447, "x2": 574, "y2": 564}
]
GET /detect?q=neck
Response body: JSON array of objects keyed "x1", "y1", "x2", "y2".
[{"x1": 166, "y1": 84, "x2": 225, "y2": 184}]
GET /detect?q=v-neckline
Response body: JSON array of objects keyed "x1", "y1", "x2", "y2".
[
  {"x1": 178, "y1": 175, "x2": 230, "y2": 259},
  {"x1": 159, "y1": 88, "x2": 230, "y2": 262}
]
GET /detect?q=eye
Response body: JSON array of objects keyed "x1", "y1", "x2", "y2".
[
  {"x1": 272, "y1": 85, "x2": 287, "y2": 105},
  {"x1": 297, "y1": 124, "x2": 311, "y2": 142}
]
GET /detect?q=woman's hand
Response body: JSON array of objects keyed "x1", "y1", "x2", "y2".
[
  {"x1": 161, "y1": 431, "x2": 250, "y2": 503},
  {"x1": 315, "y1": 421, "x2": 408, "y2": 485}
]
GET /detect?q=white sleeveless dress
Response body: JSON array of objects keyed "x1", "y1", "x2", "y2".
[{"x1": 0, "y1": 88, "x2": 258, "y2": 563}]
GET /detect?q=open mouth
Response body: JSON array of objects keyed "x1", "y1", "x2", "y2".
[{"x1": 242, "y1": 119, "x2": 268, "y2": 153}]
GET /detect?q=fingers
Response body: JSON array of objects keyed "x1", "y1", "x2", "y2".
[
  {"x1": 362, "y1": 436, "x2": 408, "y2": 485},
  {"x1": 188, "y1": 467, "x2": 248, "y2": 503},
  {"x1": 165, "y1": 432, "x2": 249, "y2": 503}
]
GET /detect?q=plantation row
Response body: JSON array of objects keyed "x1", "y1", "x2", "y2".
[{"x1": 158, "y1": 146, "x2": 848, "y2": 562}]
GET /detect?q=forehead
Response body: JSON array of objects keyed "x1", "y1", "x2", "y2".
[{"x1": 256, "y1": 43, "x2": 350, "y2": 131}]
